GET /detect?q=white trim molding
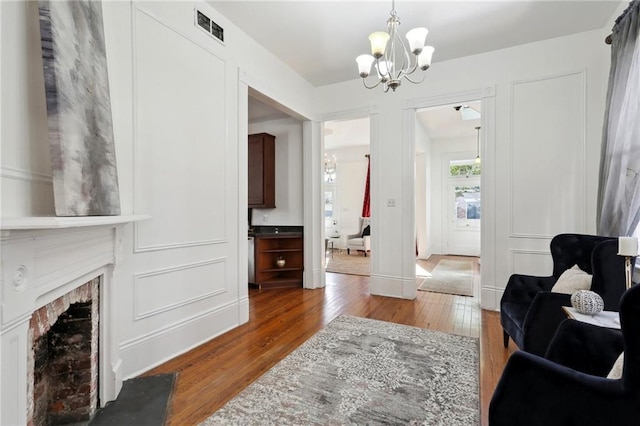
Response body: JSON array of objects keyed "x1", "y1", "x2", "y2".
[
  {"x1": 402, "y1": 85, "x2": 497, "y2": 305},
  {"x1": 508, "y1": 70, "x2": 587, "y2": 240}
]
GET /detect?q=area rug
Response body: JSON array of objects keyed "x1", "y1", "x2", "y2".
[
  {"x1": 325, "y1": 251, "x2": 370, "y2": 276},
  {"x1": 418, "y1": 259, "x2": 474, "y2": 296},
  {"x1": 201, "y1": 315, "x2": 479, "y2": 425}
]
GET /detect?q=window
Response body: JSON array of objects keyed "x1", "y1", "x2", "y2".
[
  {"x1": 450, "y1": 160, "x2": 480, "y2": 177},
  {"x1": 454, "y1": 186, "x2": 481, "y2": 221},
  {"x1": 324, "y1": 189, "x2": 335, "y2": 219}
]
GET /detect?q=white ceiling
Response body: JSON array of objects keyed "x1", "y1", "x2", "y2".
[
  {"x1": 324, "y1": 117, "x2": 371, "y2": 150},
  {"x1": 417, "y1": 101, "x2": 482, "y2": 140},
  {"x1": 210, "y1": 0, "x2": 620, "y2": 87},
  {"x1": 248, "y1": 95, "x2": 292, "y2": 123}
]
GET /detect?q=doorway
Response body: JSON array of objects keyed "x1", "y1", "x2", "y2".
[
  {"x1": 246, "y1": 90, "x2": 305, "y2": 292},
  {"x1": 414, "y1": 101, "x2": 482, "y2": 293},
  {"x1": 323, "y1": 116, "x2": 371, "y2": 276}
]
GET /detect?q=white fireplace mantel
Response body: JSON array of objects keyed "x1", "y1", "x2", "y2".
[
  {"x1": 0, "y1": 214, "x2": 148, "y2": 425},
  {"x1": 1, "y1": 214, "x2": 149, "y2": 232}
]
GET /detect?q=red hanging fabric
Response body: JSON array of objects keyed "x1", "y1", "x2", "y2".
[{"x1": 361, "y1": 156, "x2": 371, "y2": 218}]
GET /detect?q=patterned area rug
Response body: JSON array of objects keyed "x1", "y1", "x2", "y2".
[
  {"x1": 201, "y1": 316, "x2": 479, "y2": 425},
  {"x1": 418, "y1": 259, "x2": 474, "y2": 296},
  {"x1": 325, "y1": 251, "x2": 370, "y2": 276}
]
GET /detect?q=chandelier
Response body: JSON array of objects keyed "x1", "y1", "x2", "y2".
[
  {"x1": 324, "y1": 153, "x2": 337, "y2": 183},
  {"x1": 355, "y1": 0, "x2": 435, "y2": 92}
]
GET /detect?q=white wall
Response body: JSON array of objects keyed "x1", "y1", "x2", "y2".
[
  {"x1": 415, "y1": 121, "x2": 431, "y2": 259},
  {"x1": 249, "y1": 118, "x2": 304, "y2": 226},
  {"x1": 0, "y1": 0, "x2": 317, "y2": 387},
  {"x1": 315, "y1": 27, "x2": 613, "y2": 308},
  {"x1": 109, "y1": 1, "x2": 317, "y2": 377},
  {"x1": 1, "y1": 1, "x2": 55, "y2": 217}
]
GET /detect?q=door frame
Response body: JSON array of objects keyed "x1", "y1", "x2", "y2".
[
  {"x1": 321, "y1": 107, "x2": 378, "y2": 278},
  {"x1": 403, "y1": 86, "x2": 496, "y2": 308}
]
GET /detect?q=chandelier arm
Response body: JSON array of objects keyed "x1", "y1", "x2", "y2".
[
  {"x1": 398, "y1": 58, "x2": 419, "y2": 81},
  {"x1": 362, "y1": 78, "x2": 384, "y2": 90},
  {"x1": 396, "y1": 34, "x2": 412, "y2": 78},
  {"x1": 386, "y1": 15, "x2": 400, "y2": 80},
  {"x1": 375, "y1": 56, "x2": 391, "y2": 82},
  {"x1": 403, "y1": 70, "x2": 426, "y2": 85}
]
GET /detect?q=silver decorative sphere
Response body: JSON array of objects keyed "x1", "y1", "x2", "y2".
[{"x1": 571, "y1": 290, "x2": 604, "y2": 315}]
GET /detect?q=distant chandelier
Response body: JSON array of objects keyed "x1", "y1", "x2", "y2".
[
  {"x1": 356, "y1": 0, "x2": 435, "y2": 92},
  {"x1": 324, "y1": 153, "x2": 337, "y2": 183}
]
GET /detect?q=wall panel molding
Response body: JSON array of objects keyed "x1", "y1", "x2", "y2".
[
  {"x1": 510, "y1": 248, "x2": 553, "y2": 276},
  {"x1": 131, "y1": 6, "x2": 228, "y2": 252},
  {"x1": 1, "y1": 166, "x2": 52, "y2": 184},
  {"x1": 119, "y1": 299, "x2": 239, "y2": 379},
  {"x1": 133, "y1": 257, "x2": 228, "y2": 320},
  {"x1": 509, "y1": 70, "x2": 587, "y2": 239}
]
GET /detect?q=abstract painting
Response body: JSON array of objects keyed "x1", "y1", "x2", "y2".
[{"x1": 39, "y1": 0, "x2": 120, "y2": 216}]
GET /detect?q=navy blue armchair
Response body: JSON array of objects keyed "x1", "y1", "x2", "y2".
[
  {"x1": 489, "y1": 283, "x2": 640, "y2": 426},
  {"x1": 500, "y1": 234, "x2": 627, "y2": 356}
]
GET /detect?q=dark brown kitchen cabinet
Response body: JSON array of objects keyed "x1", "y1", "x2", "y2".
[{"x1": 248, "y1": 133, "x2": 275, "y2": 208}]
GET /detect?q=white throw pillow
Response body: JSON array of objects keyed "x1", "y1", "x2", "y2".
[
  {"x1": 607, "y1": 352, "x2": 624, "y2": 379},
  {"x1": 551, "y1": 265, "x2": 592, "y2": 294}
]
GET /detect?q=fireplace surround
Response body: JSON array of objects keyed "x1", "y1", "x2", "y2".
[
  {"x1": 29, "y1": 278, "x2": 99, "y2": 425},
  {"x1": 0, "y1": 215, "x2": 144, "y2": 425}
]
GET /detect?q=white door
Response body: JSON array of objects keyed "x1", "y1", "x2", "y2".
[{"x1": 446, "y1": 177, "x2": 481, "y2": 256}]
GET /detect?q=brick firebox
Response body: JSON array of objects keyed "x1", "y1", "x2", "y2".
[{"x1": 28, "y1": 278, "x2": 100, "y2": 426}]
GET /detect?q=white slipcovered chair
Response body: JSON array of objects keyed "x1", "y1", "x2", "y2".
[{"x1": 346, "y1": 217, "x2": 371, "y2": 256}]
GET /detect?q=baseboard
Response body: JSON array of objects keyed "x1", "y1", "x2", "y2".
[
  {"x1": 481, "y1": 286, "x2": 502, "y2": 311},
  {"x1": 119, "y1": 301, "x2": 241, "y2": 379},
  {"x1": 370, "y1": 274, "x2": 416, "y2": 300}
]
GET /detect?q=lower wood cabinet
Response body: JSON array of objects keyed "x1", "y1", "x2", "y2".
[{"x1": 254, "y1": 235, "x2": 303, "y2": 289}]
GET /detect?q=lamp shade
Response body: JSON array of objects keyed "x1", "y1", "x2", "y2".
[
  {"x1": 369, "y1": 31, "x2": 390, "y2": 58},
  {"x1": 406, "y1": 27, "x2": 428, "y2": 54},
  {"x1": 356, "y1": 55, "x2": 375, "y2": 78},
  {"x1": 417, "y1": 46, "x2": 435, "y2": 70},
  {"x1": 375, "y1": 60, "x2": 393, "y2": 79},
  {"x1": 618, "y1": 237, "x2": 639, "y2": 256}
]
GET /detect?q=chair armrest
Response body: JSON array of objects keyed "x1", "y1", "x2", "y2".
[
  {"x1": 545, "y1": 319, "x2": 623, "y2": 376},
  {"x1": 346, "y1": 232, "x2": 361, "y2": 240},
  {"x1": 501, "y1": 274, "x2": 557, "y2": 304},
  {"x1": 520, "y1": 292, "x2": 571, "y2": 356},
  {"x1": 489, "y1": 351, "x2": 622, "y2": 426}
]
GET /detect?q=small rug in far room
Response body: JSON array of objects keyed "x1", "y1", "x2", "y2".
[
  {"x1": 418, "y1": 259, "x2": 474, "y2": 296},
  {"x1": 200, "y1": 315, "x2": 479, "y2": 426},
  {"x1": 325, "y1": 251, "x2": 370, "y2": 276}
]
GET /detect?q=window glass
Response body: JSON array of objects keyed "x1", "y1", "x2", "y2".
[{"x1": 454, "y1": 186, "x2": 481, "y2": 220}]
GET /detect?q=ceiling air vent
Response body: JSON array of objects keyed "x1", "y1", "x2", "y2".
[{"x1": 195, "y1": 9, "x2": 224, "y2": 43}]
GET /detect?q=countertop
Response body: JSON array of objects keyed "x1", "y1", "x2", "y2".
[{"x1": 248, "y1": 225, "x2": 303, "y2": 238}]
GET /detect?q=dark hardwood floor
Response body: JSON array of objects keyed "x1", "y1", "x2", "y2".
[{"x1": 144, "y1": 255, "x2": 515, "y2": 425}]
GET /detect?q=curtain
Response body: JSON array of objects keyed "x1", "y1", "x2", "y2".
[
  {"x1": 361, "y1": 156, "x2": 371, "y2": 218},
  {"x1": 597, "y1": 0, "x2": 640, "y2": 237}
]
